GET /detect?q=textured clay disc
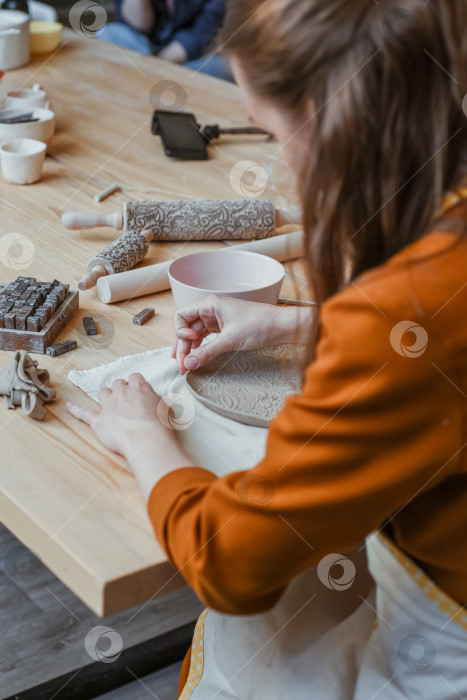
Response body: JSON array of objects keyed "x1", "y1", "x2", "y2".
[{"x1": 185, "y1": 345, "x2": 302, "y2": 428}]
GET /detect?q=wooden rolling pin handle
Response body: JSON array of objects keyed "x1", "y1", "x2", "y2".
[
  {"x1": 141, "y1": 229, "x2": 155, "y2": 242},
  {"x1": 78, "y1": 265, "x2": 108, "y2": 291},
  {"x1": 62, "y1": 211, "x2": 124, "y2": 230}
]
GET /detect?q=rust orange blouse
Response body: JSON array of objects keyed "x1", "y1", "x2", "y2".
[{"x1": 148, "y1": 204, "x2": 467, "y2": 615}]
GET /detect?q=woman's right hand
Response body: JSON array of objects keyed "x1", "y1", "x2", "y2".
[{"x1": 172, "y1": 294, "x2": 312, "y2": 374}]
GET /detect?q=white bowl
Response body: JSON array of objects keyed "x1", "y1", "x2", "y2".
[
  {"x1": 0, "y1": 107, "x2": 55, "y2": 145},
  {"x1": 3, "y1": 85, "x2": 48, "y2": 110},
  {"x1": 168, "y1": 249, "x2": 285, "y2": 308},
  {"x1": 0, "y1": 138, "x2": 46, "y2": 184}
]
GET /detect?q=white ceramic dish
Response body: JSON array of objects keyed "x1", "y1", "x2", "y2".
[
  {"x1": 3, "y1": 84, "x2": 48, "y2": 110},
  {"x1": 0, "y1": 138, "x2": 46, "y2": 184},
  {"x1": 168, "y1": 249, "x2": 285, "y2": 308},
  {"x1": 0, "y1": 107, "x2": 55, "y2": 145}
]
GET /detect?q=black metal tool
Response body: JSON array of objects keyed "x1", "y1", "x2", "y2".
[
  {"x1": 201, "y1": 124, "x2": 271, "y2": 141},
  {"x1": 0, "y1": 112, "x2": 40, "y2": 124}
]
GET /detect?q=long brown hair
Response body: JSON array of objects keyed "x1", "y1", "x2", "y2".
[{"x1": 221, "y1": 0, "x2": 467, "y2": 358}]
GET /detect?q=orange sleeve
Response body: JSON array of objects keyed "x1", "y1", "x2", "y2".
[{"x1": 147, "y1": 284, "x2": 462, "y2": 615}]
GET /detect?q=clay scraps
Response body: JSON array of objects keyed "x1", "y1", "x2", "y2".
[{"x1": 0, "y1": 350, "x2": 56, "y2": 420}]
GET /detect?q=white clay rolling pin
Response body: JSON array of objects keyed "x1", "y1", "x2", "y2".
[
  {"x1": 62, "y1": 199, "x2": 300, "y2": 239},
  {"x1": 96, "y1": 230, "x2": 305, "y2": 304},
  {"x1": 78, "y1": 230, "x2": 153, "y2": 291}
]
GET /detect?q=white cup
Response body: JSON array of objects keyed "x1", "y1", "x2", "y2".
[
  {"x1": 0, "y1": 138, "x2": 47, "y2": 184},
  {"x1": 3, "y1": 84, "x2": 48, "y2": 110},
  {"x1": 0, "y1": 11, "x2": 30, "y2": 71}
]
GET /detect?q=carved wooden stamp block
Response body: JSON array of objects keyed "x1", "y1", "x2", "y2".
[{"x1": 133, "y1": 307, "x2": 155, "y2": 326}]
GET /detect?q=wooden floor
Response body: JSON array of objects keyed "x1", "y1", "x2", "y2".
[
  {"x1": 0, "y1": 523, "x2": 202, "y2": 700},
  {"x1": 96, "y1": 662, "x2": 183, "y2": 699}
]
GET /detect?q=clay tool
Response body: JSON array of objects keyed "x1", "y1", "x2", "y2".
[
  {"x1": 61, "y1": 199, "x2": 301, "y2": 238},
  {"x1": 46, "y1": 339, "x2": 77, "y2": 357},
  {"x1": 133, "y1": 307, "x2": 155, "y2": 325},
  {"x1": 94, "y1": 183, "x2": 121, "y2": 203},
  {"x1": 82, "y1": 316, "x2": 97, "y2": 335},
  {"x1": 96, "y1": 230, "x2": 305, "y2": 304},
  {"x1": 278, "y1": 297, "x2": 317, "y2": 307},
  {"x1": 78, "y1": 229, "x2": 153, "y2": 291},
  {"x1": 0, "y1": 112, "x2": 39, "y2": 124}
]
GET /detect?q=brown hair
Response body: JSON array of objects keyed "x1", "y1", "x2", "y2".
[{"x1": 221, "y1": 0, "x2": 467, "y2": 358}]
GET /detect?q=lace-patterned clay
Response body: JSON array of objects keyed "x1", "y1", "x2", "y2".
[{"x1": 185, "y1": 345, "x2": 302, "y2": 427}]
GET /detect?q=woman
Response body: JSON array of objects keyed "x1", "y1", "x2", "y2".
[{"x1": 68, "y1": 0, "x2": 467, "y2": 696}]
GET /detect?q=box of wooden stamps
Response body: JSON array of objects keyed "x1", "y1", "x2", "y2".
[{"x1": 0, "y1": 276, "x2": 79, "y2": 353}]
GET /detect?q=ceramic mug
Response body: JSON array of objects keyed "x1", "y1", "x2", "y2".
[
  {"x1": 0, "y1": 11, "x2": 30, "y2": 71},
  {"x1": 0, "y1": 138, "x2": 47, "y2": 184},
  {"x1": 3, "y1": 84, "x2": 48, "y2": 110}
]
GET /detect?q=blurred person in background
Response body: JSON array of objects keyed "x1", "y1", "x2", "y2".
[{"x1": 99, "y1": 0, "x2": 233, "y2": 80}]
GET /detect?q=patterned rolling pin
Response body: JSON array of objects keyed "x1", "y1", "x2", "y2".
[
  {"x1": 78, "y1": 230, "x2": 153, "y2": 291},
  {"x1": 62, "y1": 199, "x2": 301, "y2": 239}
]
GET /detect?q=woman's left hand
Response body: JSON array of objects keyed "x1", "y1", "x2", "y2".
[{"x1": 67, "y1": 373, "x2": 171, "y2": 458}]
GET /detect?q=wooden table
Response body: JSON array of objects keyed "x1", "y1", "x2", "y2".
[{"x1": 0, "y1": 31, "x2": 308, "y2": 617}]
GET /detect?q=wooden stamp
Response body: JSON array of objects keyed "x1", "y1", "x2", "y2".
[
  {"x1": 133, "y1": 307, "x2": 155, "y2": 326},
  {"x1": 0, "y1": 276, "x2": 79, "y2": 353},
  {"x1": 46, "y1": 339, "x2": 78, "y2": 357},
  {"x1": 82, "y1": 315, "x2": 97, "y2": 336}
]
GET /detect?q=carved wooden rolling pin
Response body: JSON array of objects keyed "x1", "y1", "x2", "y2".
[
  {"x1": 62, "y1": 199, "x2": 300, "y2": 239},
  {"x1": 78, "y1": 230, "x2": 153, "y2": 291},
  {"x1": 96, "y1": 230, "x2": 305, "y2": 304}
]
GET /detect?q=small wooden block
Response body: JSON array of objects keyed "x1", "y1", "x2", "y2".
[
  {"x1": 4, "y1": 313, "x2": 15, "y2": 329},
  {"x1": 46, "y1": 339, "x2": 78, "y2": 357},
  {"x1": 82, "y1": 315, "x2": 97, "y2": 336},
  {"x1": 27, "y1": 316, "x2": 41, "y2": 332},
  {"x1": 133, "y1": 307, "x2": 155, "y2": 326},
  {"x1": 15, "y1": 315, "x2": 28, "y2": 331}
]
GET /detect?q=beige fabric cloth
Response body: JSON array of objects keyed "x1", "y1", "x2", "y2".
[
  {"x1": 0, "y1": 350, "x2": 56, "y2": 420},
  {"x1": 68, "y1": 344, "x2": 268, "y2": 476}
]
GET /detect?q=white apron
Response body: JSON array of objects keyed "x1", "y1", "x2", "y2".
[{"x1": 180, "y1": 533, "x2": 467, "y2": 699}]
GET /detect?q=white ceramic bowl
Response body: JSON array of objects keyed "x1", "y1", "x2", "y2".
[
  {"x1": 0, "y1": 107, "x2": 55, "y2": 145},
  {"x1": 168, "y1": 249, "x2": 285, "y2": 308},
  {"x1": 3, "y1": 85, "x2": 48, "y2": 110},
  {"x1": 0, "y1": 138, "x2": 46, "y2": 184}
]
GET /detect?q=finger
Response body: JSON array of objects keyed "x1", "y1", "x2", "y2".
[
  {"x1": 176, "y1": 338, "x2": 193, "y2": 372},
  {"x1": 66, "y1": 401, "x2": 100, "y2": 426},
  {"x1": 189, "y1": 337, "x2": 204, "y2": 351},
  {"x1": 176, "y1": 319, "x2": 206, "y2": 340},
  {"x1": 174, "y1": 297, "x2": 220, "y2": 335},
  {"x1": 98, "y1": 386, "x2": 111, "y2": 402},
  {"x1": 176, "y1": 326, "x2": 200, "y2": 340},
  {"x1": 110, "y1": 378, "x2": 128, "y2": 391},
  {"x1": 127, "y1": 372, "x2": 147, "y2": 386},
  {"x1": 171, "y1": 337, "x2": 177, "y2": 359},
  {"x1": 184, "y1": 334, "x2": 232, "y2": 371}
]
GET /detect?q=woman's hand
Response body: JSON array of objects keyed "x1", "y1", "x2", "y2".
[
  {"x1": 67, "y1": 373, "x2": 167, "y2": 458},
  {"x1": 173, "y1": 294, "x2": 314, "y2": 374},
  {"x1": 67, "y1": 373, "x2": 196, "y2": 502}
]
